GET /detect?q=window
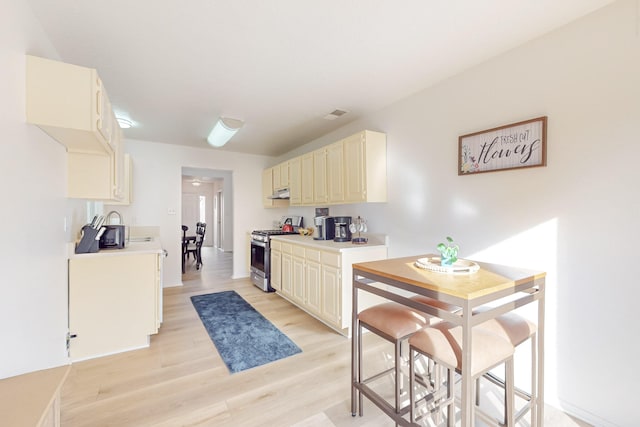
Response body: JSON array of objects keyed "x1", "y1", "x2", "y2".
[{"x1": 199, "y1": 196, "x2": 206, "y2": 223}]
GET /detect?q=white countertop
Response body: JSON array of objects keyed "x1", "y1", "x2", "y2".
[
  {"x1": 270, "y1": 233, "x2": 387, "y2": 252},
  {"x1": 68, "y1": 237, "x2": 164, "y2": 259}
]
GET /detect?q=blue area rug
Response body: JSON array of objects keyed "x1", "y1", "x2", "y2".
[{"x1": 190, "y1": 290, "x2": 301, "y2": 373}]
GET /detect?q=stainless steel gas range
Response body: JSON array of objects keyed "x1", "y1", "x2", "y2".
[{"x1": 250, "y1": 216, "x2": 303, "y2": 292}]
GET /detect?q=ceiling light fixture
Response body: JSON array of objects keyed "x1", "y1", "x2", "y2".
[
  {"x1": 191, "y1": 181, "x2": 201, "y2": 187},
  {"x1": 116, "y1": 117, "x2": 133, "y2": 129},
  {"x1": 207, "y1": 117, "x2": 244, "y2": 147}
]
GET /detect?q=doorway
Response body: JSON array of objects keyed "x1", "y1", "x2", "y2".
[{"x1": 181, "y1": 167, "x2": 233, "y2": 274}]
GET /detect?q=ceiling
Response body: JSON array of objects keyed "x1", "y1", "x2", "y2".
[{"x1": 26, "y1": 0, "x2": 613, "y2": 157}]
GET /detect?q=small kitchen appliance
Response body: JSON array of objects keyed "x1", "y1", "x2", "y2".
[
  {"x1": 333, "y1": 216, "x2": 353, "y2": 242},
  {"x1": 313, "y1": 216, "x2": 335, "y2": 240},
  {"x1": 99, "y1": 225, "x2": 126, "y2": 249}
]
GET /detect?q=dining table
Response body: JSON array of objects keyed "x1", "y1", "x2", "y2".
[{"x1": 350, "y1": 254, "x2": 546, "y2": 427}]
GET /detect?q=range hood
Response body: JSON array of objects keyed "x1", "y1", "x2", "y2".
[{"x1": 268, "y1": 188, "x2": 290, "y2": 199}]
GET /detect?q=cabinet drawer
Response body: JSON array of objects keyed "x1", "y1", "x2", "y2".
[
  {"x1": 271, "y1": 240, "x2": 281, "y2": 251},
  {"x1": 282, "y1": 243, "x2": 293, "y2": 254},
  {"x1": 305, "y1": 248, "x2": 321, "y2": 263},
  {"x1": 293, "y1": 245, "x2": 305, "y2": 258},
  {"x1": 322, "y1": 251, "x2": 341, "y2": 268}
]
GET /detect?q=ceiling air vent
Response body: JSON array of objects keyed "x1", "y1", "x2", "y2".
[{"x1": 323, "y1": 109, "x2": 348, "y2": 120}]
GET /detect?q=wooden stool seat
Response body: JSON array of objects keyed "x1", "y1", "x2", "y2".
[{"x1": 409, "y1": 322, "x2": 516, "y2": 426}]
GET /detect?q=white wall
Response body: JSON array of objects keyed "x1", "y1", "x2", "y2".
[
  {"x1": 279, "y1": 2, "x2": 639, "y2": 425},
  {"x1": 0, "y1": 0, "x2": 85, "y2": 378},
  {"x1": 116, "y1": 139, "x2": 275, "y2": 287}
]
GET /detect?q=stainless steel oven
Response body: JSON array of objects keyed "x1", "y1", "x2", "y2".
[
  {"x1": 250, "y1": 232, "x2": 271, "y2": 291},
  {"x1": 250, "y1": 217, "x2": 303, "y2": 292}
]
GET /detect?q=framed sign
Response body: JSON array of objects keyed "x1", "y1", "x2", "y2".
[{"x1": 459, "y1": 116, "x2": 547, "y2": 175}]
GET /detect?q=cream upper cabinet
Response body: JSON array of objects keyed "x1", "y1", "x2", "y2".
[
  {"x1": 106, "y1": 154, "x2": 133, "y2": 206},
  {"x1": 26, "y1": 55, "x2": 113, "y2": 154},
  {"x1": 289, "y1": 156, "x2": 302, "y2": 205},
  {"x1": 344, "y1": 130, "x2": 387, "y2": 203},
  {"x1": 273, "y1": 165, "x2": 282, "y2": 191},
  {"x1": 313, "y1": 148, "x2": 328, "y2": 204},
  {"x1": 262, "y1": 167, "x2": 288, "y2": 209},
  {"x1": 278, "y1": 162, "x2": 289, "y2": 189},
  {"x1": 301, "y1": 152, "x2": 314, "y2": 205},
  {"x1": 272, "y1": 161, "x2": 289, "y2": 190},
  {"x1": 327, "y1": 140, "x2": 345, "y2": 203},
  {"x1": 26, "y1": 55, "x2": 128, "y2": 202},
  {"x1": 261, "y1": 129, "x2": 386, "y2": 207}
]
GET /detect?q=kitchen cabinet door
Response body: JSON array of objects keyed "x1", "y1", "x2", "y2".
[
  {"x1": 69, "y1": 253, "x2": 159, "y2": 361},
  {"x1": 262, "y1": 167, "x2": 288, "y2": 208},
  {"x1": 301, "y1": 152, "x2": 314, "y2": 205},
  {"x1": 271, "y1": 248, "x2": 282, "y2": 291},
  {"x1": 281, "y1": 244, "x2": 293, "y2": 297},
  {"x1": 305, "y1": 249, "x2": 322, "y2": 316},
  {"x1": 107, "y1": 154, "x2": 133, "y2": 206},
  {"x1": 289, "y1": 156, "x2": 302, "y2": 205},
  {"x1": 26, "y1": 55, "x2": 111, "y2": 154},
  {"x1": 291, "y1": 245, "x2": 306, "y2": 305},
  {"x1": 313, "y1": 149, "x2": 328, "y2": 204},
  {"x1": 321, "y1": 264, "x2": 341, "y2": 328},
  {"x1": 344, "y1": 130, "x2": 387, "y2": 203},
  {"x1": 327, "y1": 141, "x2": 345, "y2": 203},
  {"x1": 279, "y1": 162, "x2": 289, "y2": 189}
]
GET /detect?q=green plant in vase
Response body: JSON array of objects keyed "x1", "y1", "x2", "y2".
[{"x1": 437, "y1": 236, "x2": 459, "y2": 266}]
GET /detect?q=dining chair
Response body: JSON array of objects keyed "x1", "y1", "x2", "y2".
[
  {"x1": 181, "y1": 225, "x2": 189, "y2": 274},
  {"x1": 186, "y1": 222, "x2": 206, "y2": 270},
  {"x1": 409, "y1": 321, "x2": 516, "y2": 426}
]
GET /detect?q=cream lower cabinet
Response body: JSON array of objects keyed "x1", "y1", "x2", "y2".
[
  {"x1": 69, "y1": 251, "x2": 163, "y2": 361},
  {"x1": 291, "y1": 245, "x2": 306, "y2": 306},
  {"x1": 271, "y1": 241, "x2": 282, "y2": 291},
  {"x1": 271, "y1": 237, "x2": 387, "y2": 336}
]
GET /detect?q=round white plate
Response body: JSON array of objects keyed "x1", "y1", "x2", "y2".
[{"x1": 415, "y1": 257, "x2": 480, "y2": 274}]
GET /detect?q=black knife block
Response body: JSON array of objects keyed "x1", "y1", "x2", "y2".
[{"x1": 75, "y1": 225, "x2": 100, "y2": 254}]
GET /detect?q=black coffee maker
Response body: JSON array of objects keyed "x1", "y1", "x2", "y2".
[{"x1": 333, "y1": 216, "x2": 353, "y2": 242}]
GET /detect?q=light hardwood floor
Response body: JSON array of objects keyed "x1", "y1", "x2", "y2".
[{"x1": 61, "y1": 247, "x2": 591, "y2": 427}]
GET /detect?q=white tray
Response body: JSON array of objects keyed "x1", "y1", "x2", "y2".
[{"x1": 415, "y1": 257, "x2": 480, "y2": 274}]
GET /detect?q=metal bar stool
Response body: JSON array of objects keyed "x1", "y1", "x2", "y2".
[
  {"x1": 474, "y1": 308, "x2": 538, "y2": 426},
  {"x1": 356, "y1": 297, "x2": 459, "y2": 420},
  {"x1": 409, "y1": 321, "x2": 516, "y2": 426}
]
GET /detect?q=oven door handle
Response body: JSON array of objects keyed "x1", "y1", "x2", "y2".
[{"x1": 251, "y1": 239, "x2": 267, "y2": 248}]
